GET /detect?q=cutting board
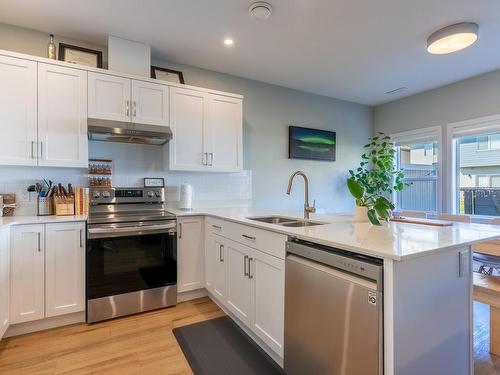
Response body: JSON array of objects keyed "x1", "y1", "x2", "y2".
[{"x1": 390, "y1": 216, "x2": 453, "y2": 227}]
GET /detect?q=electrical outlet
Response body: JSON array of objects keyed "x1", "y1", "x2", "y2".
[
  {"x1": 18, "y1": 189, "x2": 30, "y2": 203},
  {"x1": 459, "y1": 250, "x2": 469, "y2": 278}
]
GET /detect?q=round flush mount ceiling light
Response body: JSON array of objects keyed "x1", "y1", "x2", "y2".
[
  {"x1": 427, "y1": 22, "x2": 479, "y2": 54},
  {"x1": 223, "y1": 38, "x2": 234, "y2": 46},
  {"x1": 249, "y1": 2, "x2": 273, "y2": 20}
]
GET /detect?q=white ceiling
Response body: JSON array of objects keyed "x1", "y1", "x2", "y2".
[{"x1": 0, "y1": 0, "x2": 499, "y2": 105}]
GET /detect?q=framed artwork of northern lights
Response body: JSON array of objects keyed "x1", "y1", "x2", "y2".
[{"x1": 288, "y1": 126, "x2": 336, "y2": 161}]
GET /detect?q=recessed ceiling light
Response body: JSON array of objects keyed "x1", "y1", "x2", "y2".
[
  {"x1": 249, "y1": 2, "x2": 273, "y2": 20},
  {"x1": 223, "y1": 38, "x2": 234, "y2": 46},
  {"x1": 427, "y1": 22, "x2": 478, "y2": 54}
]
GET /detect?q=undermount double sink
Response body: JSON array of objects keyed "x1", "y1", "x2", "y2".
[{"x1": 246, "y1": 216, "x2": 326, "y2": 227}]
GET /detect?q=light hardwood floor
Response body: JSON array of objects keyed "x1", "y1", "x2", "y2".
[
  {"x1": 0, "y1": 297, "x2": 224, "y2": 375},
  {"x1": 1, "y1": 297, "x2": 496, "y2": 374}
]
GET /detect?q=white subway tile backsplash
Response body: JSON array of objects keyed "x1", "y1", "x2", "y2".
[{"x1": 0, "y1": 143, "x2": 252, "y2": 215}]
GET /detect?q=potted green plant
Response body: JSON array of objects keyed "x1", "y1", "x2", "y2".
[{"x1": 346, "y1": 132, "x2": 406, "y2": 225}]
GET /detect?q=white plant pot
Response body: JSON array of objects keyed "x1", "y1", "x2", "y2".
[{"x1": 354, "y1": 206, "x2": 370, "y2": 223}]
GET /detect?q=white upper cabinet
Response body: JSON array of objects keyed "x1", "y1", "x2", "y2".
[
  {"x1": 177, "y1": 217, "x2": 205, "y2": 293},
  {"x1": 169, "y1": 86, "x2": 243, "y2": 172},
  {"x1": 38, "y1": 63, "x2": 88, "y2": 168},
  {"x1": 88, "y1": 72, "x2": 131, "y2": 122},
  {"x1": 206, "y1": 95, "x2": 243, "y2": 172},
  {"x1": 169, "y1": 86, "x2": 207, "y2": 171},
  {"x1": 10, "y1": 225, "x2": 45, "y2": 324},
  {"x1": 45, "y1": 222, "x2": 85, "y2": 317},
  {"x1": 89, "y1": 72, "x2": 170, "y2": 127},
  {"x1": 0, "y1": 55, "x2": 37, "y2": 166},
  {"x1": 132, "y1": 80, "x2": 169, "y2": 126}
]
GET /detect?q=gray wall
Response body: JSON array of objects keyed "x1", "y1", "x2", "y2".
[
  {"x1": 0, "y1": 22, "x2": 373, "y2": 213},
  {"x1": 152, "y1": 58, "x2": 373, "y2": 212},
  {"x1": 374, "y1": 69, "x2": 500, "y2": 134}
]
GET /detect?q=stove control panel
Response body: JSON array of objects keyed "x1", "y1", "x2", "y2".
[{"x1": 90, "y1": 187, "x2": 165, "y2": 205}]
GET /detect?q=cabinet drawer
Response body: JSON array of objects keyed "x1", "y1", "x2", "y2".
[
  {"x1": 224, "y1": 221, "x2": 287, "y2": 260},
  {"x1": 205, "y1": 217, "x2": 227, "y2": 236}
]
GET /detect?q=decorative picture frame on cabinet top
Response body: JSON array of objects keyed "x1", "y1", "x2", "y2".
[
  {"x1": 151, "y1": 66, "x2": 185, "y2": 84},
  {"x1": 58, "y1": 43, "x2": 103, "y2": 68}
]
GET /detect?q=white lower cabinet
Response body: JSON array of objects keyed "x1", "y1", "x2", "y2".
[
  {"x1": 206, "y1": 229, "x2": 227, "y2": 301},
  {"x1": 177, "y1": 217, "x2": 205, "y2": 292},
  {"x1": 204, "y1": 220, "x2": 285, "y2": 357},
  {"x1": 45, "y1": 223, "x2": 85, "y2": 317},
  {"x1": 10, "y1": 225, "x2": 45, "y2": 324},
  {"x1": 225, "y1": 240, "x2": 252, "y2": 325},
  {"x1": 0, "y1": 228, "x2": 10, "y2": 338},
  {"x1": 10, "y1": 222, "x2": 85, "y2": 325},
  {"x1": 251, "y1": 249, "x2": 285, "y2": 356}
]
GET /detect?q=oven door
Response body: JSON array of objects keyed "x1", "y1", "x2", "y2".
[{"x1": 87, "y1": 221, "x2": 177, "y2": 300}]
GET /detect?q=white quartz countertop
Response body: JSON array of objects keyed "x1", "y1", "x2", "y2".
[
  {"x1": 169, "y1": 207, "x2": 500, "y2": 261},
  {"x1": 0, "y1": 215, "x2": 87, "y2": 227}
]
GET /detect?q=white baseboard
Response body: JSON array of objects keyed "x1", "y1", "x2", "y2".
[
  {"x1": 177, "y1": 288, "x2": 208, "y2": 303},
  {"x1": 5, "y1": 312, "x2": 85, "y2": 338}
]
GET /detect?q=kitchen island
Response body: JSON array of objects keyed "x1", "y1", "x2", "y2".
[{"x1": 171, "y1": 207, "x2": 500, "y2": 375}]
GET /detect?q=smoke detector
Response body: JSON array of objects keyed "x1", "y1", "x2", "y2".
[{"x1": 249, "y1": 2, "x2": 273, "y2": 20}]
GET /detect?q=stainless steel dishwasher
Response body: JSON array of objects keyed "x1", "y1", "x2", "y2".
[{"x1": 284, "y1": 239, "x2": 384, "y2": 375}]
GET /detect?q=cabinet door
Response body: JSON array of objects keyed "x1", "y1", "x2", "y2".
[
  {"x1": 178, "y1": 217, "x2": 205, "y2": 293},
  {"x1": 251, "y1": 250, "x2": 285, "y2": 356},
  {"x1": 38, "y1": 63, "x2": 88, "y2": 168},
  {"x1": 211, "y1": 234, "x2": 226, "y2": 301},
  {"x1": 0, "y1": 228, "x2": 10, "y2": 338},
  {"x1": 225, "y1": 240, "x2": 252, "y2": 325},
  {"x1": 0, "y1": 55, "x2": 37, "y2": 166},
  {"x1": 205, "y1": 95, "x2": 242, "y2": 172},
  {"x1": 169, "y1": 87, "x2": 207, "y2": 171},
  {"x1": 88, "y1": 72, "x2": 131, "y2": 122},
  {"x1": 10, "y1": 225, "x2": 45, "y2": 324},
  {"x1": 45, "y1": 222, "x2": 85, "y2": 317},
  {"x1": 132, "y1": 80, "x2": 169, "y2": 126}
]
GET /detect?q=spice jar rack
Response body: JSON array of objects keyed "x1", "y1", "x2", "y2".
[{"x1": 88, "y1": 159, "x2": 113, "y2": 187}]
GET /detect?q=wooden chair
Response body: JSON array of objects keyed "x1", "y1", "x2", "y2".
[
  {"x1": 474, "y1": 273, "x2": 500, "y2": 355},
  {"x1": 400, "y1": 211, "x2": 427, "y2": 219},
  {"x1": 437, "y1": 214, "x2": 471, "y2": 223}
]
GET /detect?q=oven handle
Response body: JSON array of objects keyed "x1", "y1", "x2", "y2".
[{"x1": 88, "y1": 223, "x2": 177, "y2": 239}]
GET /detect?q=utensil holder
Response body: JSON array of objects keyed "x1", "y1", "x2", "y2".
[{"x1": 37, "y1": 197, "x2": 54, "y2": 216}]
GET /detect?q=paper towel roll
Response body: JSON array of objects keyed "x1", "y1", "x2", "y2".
[{"x1": 179, "y1": 183, "x2": 192, "y2": 210}]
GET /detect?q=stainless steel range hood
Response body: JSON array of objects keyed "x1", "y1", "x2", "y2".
[{"x1": 87, "y1": 118, "x2": 172, "y2": 145}]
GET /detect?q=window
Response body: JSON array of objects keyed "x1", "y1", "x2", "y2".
[
  {"x1": 395, "y1": 140, "x2": 439, "y2": 214},
  {"x1": 456, "y1": 131, "x2": 500, "y2": 217}
]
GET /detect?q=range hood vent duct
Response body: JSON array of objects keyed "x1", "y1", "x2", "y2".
[{"x1": 87, "y1": 118, "x2": 172, "y2": 146}]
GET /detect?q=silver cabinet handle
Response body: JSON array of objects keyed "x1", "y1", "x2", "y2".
[
  {"x1": 212, "y1": 224, "x2": 222, "y2": 230},
  {"x1": 209, "y1": 153, "x2": 214, "y2": 166},
  {"x1": 126, "y1": 100, "x2": 130, "y2": 116},
  {"x1": 242, "y1": 234, "x2": 256, "y2": 241},
  {"x1": 202, "y1": 152, "x2": 207, "y2": 166},
  {"x1": 219, "y1": 244, "x2": 224, "y2": 262},
  {"x1": 244, "y1": 255, "x2": 249, "y2": 276},
  {"x1": 133, "y1": 101, "x2": 137, "y2": 117},
  {"x1": 30, "y1": 141, "x2": 35, "y2": 159},
  {"x1": 179, "y1": 222, "x2": 182, "y2": 239},
  {"x1": 80, "y1": 229, "x2": 83, "y2": 248},
  {"x1": 37, "y1": 232, "x2": 41, "y2": 252},
  {"x1": 248, "y1": 257, "x2": 253, "y2": 279},
  {"x1": 39, "y1": 142, "x2": 43, "y2": 159}
]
